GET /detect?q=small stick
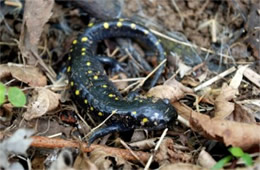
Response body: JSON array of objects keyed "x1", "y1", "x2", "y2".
[
  {"x1": 193, "y1": 66, "x2": 236, "y2": 92},
  {"x1": 144, "y1": 128, "x2": 168, "y2": 170},
  {"x1": 133, "y1": 59, "x2": 167, "y2": 91}
]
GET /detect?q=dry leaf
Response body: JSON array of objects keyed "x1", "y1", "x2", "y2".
[
  {"x1": 214, "y1": 84, "x2": 236, "y2": 119},
  {"x1": 89, "y1": 148, "x2": 132, "y2": 169},
  {"x1": 230, "y1": 103, "x2": 256, "y2": 123},
  {"x1": 19, "y1": 0, "x2": 54, "y2": 65},
  {"x1": 73, "y1": 152, "x2": 98, "y2": 170},
  {"x1": 0, "y1": 64, "x2": 47, "y2": 87},
  {"x1": 236, "y1": 99, "x2": 260, "y2": 120},
  {"x1": 155, "y1": 138, "x2": 192, "y2": 163},
  {"x1": 190, "y1": 111, "x2": 260, "y2": 150},
  {"x1": 23, "y1": 88, "x2": 60, "y2": 120},
  {"x1": 160, "y1": 163, "x2": 206, "y2": 170},
  {"x1": 147, "y1": 78, "x2": 193, "y2": 102}
]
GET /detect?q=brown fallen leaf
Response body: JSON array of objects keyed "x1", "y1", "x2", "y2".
[
  {"x1": 73, "y1": 152, "x2": 98, "y2": 170},
  {"x1": 19, "y1": 0, "x2": 54, "y2": 65},
  {"x1": 0, "y1": 64, "x2": 47, "y2": 87},
  {"x1": 23, "y1": 88, "x2": 60, "y2": 120},
  {"x1": 147, "y1": 78, "x2": 193, "y2": 102},
  {"x1": 160, "y1": 163, "x2": 206, "y2": 170},
  {"x1": 230, "y1": 103, "x2": 256, "y2": 123},
  {"x1": 236, "y1": 99, "x2": 260, "y2": 120},
  {"x1": 89, "y1": 148, "x2": 133, "y2": 169},
  {"x1": 190, "y1": 111, "x2": 260, "y2": 151},
  {"x1": 214, "y1": 65, "x2": 249, "y2": 119},
  {"x1": 214, "y1": 84, "x2": 236, "y2": 119},
  {"x1": 155, "y1": 138, "x2": 192, "y2": 163}
]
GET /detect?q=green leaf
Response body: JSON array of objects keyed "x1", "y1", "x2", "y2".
[
  {"x1": 241, "y1": 153, "x2": 253, "y2": 166},
  {"x1": 0, "y1": 83, "x2": 6, "y2": 105},
  {"x1": 211, "y1": 155, "x2": 233, "y2": 170},
  {"x1": 228, "y1": 147, "x2": 244, "y2": 157},
  {"x1": 7, "y1": 87, "x2": 26, "y2": 107}
]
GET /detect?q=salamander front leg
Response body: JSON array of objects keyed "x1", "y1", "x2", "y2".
[{"x1": 88, "y1": 123, "x2": 132, "y2": 145}]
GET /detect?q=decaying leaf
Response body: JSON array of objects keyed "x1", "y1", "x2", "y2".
[
  {"x1": 154, "y1": 138, "x2": 192, "y2": 163},
  {"x1": 160, "y1": 163, "x2": 206, "y2": 170},
  {"x1": 214, "y1": 65, "x2": 249, "y2": 119},
  {"x1": 236, "y1": 99, "x2": 260, "y2": 120},
  {"x1": 19, "y1": 0, "x2": 54, "y2": 65},
  {"x1": 190, "y1": 111, "x2": 260, "y2": 150},
  {"x1": 73, "y1": 152, "x2": 98, "y2": 170},
  {"x1": 0, "y1": 64, "x2": 47, "y2": 87},
  {"x1": 231, "y1": 103, "x2": 256, "y2": 123},
  {"x1": 23, "y1": 88, "x2": 60, "y2": 120},
  {"x1": 89, "y1": 148, "x2": 133, "y2": 169},
  {"x1": 214, "y1": 84, "x2": 236, "y2": 119},
  {"x1": 147, "y1": 78, "x2": 193, "y2": 102}
]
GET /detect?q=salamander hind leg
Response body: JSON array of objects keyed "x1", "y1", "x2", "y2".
[
  {"x1": 88, "y1": 123, "x2": 132, "y2": 145},
  {"x1": 97, "y1": 55, "x2": 126, "y2": 73}
]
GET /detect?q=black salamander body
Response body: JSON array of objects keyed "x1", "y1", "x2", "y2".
[{"x1": 67, "y1": 19, "x2": 178, "y2": 144}]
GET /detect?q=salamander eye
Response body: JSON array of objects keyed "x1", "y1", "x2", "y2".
[{"x1": 162, "y1": 98, "x2": 170, "y2": 105}]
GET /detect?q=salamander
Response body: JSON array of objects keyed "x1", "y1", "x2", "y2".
[{"x1": 67, "y1": 19, "x2": 178, "y2": 144}]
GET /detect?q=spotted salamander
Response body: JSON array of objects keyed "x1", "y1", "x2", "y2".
[{"x1": 67, "y1": 19, "x2": 178, "y2": 144}]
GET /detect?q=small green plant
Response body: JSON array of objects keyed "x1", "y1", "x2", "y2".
[
  {"x1": 211, "y1": 147, "x2": 253, "y2": 170},
  {"x1": 0, "y1": 82, "x2": 26, "y2": 107}
]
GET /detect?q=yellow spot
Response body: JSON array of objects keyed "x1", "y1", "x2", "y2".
[
  {"x1": 84, "y1": 99, "x2": 88, "y2": 104},
  {"x1": 88, "y1": 22, "x2": 94, "y2": 27},
  {"x1": 144, "y1": 30, "x2": 149, "y2": 35},
  {"x1": 72, "y1": 40, "x2": 77, "y2": 44},
  {"x1": 75, "y1": 90, "x2": 80, "y2": 95},
  {"x1": 82, "y1": 52, "x2": 86, "y2": 55},
  {"x1": 90, "y1": 107, "x2": 94, "y2": 111},
  {"x1": 70, "y1": 49, "x2": 73, "y2": 52},
  {"x1": 139, "y1": 100, "x2": 143, "y2": 103},
  {"x1": 142, "y1": 118, "x2": 148, "y2": 123},
  {"x1": 81, "y1": 37, "x2": 88, "y2": 42},
  {"x1": 86, "y1": 62, "x2": 91, "y2": 66},
  {"x1": 117, "y1": 21, "x2": 123, "y2": 27},
  {"x1": 108, "y1": 94, "x2": 114, "y2": 98},
  {"x1": 68, "y1": 56, "x2": 71, "y2": 60},
  {"x1": 82, "y1": 48, "x2": 86, "y2": 51},
  {"x1": 155, "y1": 41, "x2": 160, "y2": 45},
  {"x1": 164, "y1": 52, "x2": 167, "y2": 56},
  {"x1": 70, "y1": 81, "x2": 74, "y2": 86},
  {"x1": 88, "y1": 70, "x2": 92, "y2": 74},
  {"x1": 115, "y1": 97, "x2": 119, "y2": 100},
  {"x1": 102, "y1": 84, "x2": 107, "y2": 88},
  {"x1": 131, "y1": 23, "x2": 136, "y2": 29},
  {"x1": 119, "y1": 18, "x2": 124, "y2": 21},
  {"x1": 103, "y1": 22, "x2": 109, "y2": 29},
  {"x1": 67, "y1": 66, "x2": 71, "y2": 72},
  {"x1": 98, "y1": 112, "x2": 103, "y2": 116},
  {"x1": 132, "y1": 111, "x2": 137, "y2": 115},
  {"x1": 93, "y1": 75, "x2": 98, "y2": 80}
]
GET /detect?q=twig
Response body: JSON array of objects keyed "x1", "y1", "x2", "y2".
[
  {"x1": 133, "y1": 59, "x2": 167, "y2": 91},
  {"x1": 85, "y1": 110, "x2": 117, "y2": 138},
  {"x1": 144, "y1": 128, "x2": 168, "y2": 170},
  {"x1": 31, "y1": 136, "x2": 151, "y2": 162},
  {"x1": 193, "y1": 66, "x2": 236, "y2": 92}
]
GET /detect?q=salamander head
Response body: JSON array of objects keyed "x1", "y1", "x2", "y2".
[{"x1": 135, "y1": 98, "x2": 178, "y2": 130}]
